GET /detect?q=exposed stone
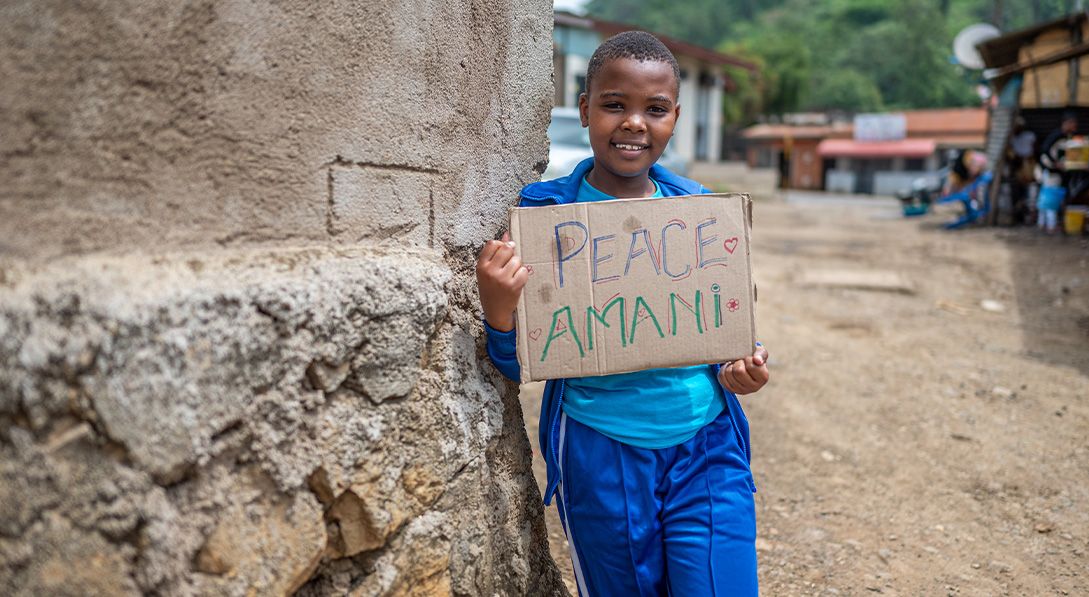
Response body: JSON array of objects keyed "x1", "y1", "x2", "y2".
[
  {"x1": 326, "y1": 489, "x2": 386, "y2": 559},
  {"x1": 0, "y1": 0, "x2": 566, "y2": 594},
  {"x1": 194, "y1": 485, "x2": 326, "y2": 596},
  {"x1": 307, "y1": 360, "x2": 352, "y2": 392},
  {"x1": 8, "y1": 512, "x2": 140, "y2": 597}
]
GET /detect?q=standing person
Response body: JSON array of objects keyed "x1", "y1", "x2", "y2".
[
  {"x1": 1037, "y1": 111, "x2": 1077, "y2": 233},
  {"x1": 1006, "y1": 116, "x2": 1037, "y2": 224},
  {"x1": 476, "y1": 31, "x2": 769, "y2": 596}
]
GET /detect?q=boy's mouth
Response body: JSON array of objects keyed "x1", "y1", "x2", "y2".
[{"x1": 613, "y1": 142, "x2": 648, "y2": 151}]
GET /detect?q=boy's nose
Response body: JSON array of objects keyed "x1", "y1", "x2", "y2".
[{"x1": 622, "y1": 113, "x2": 646, "y2": 132}]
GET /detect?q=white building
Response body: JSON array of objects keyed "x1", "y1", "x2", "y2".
[{"x1": 553, "y1": 11, "x2": 757, "y2": 165}]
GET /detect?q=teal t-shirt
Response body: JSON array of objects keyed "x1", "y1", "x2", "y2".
[{"x1": 561, "y1": 176, "x2": 727, "y2": 449}]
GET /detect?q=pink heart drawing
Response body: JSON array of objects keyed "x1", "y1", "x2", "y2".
[
  {"x1": 529, "y1": 328, "x2": 542, "y2": 341},
  {"x1": 723, "y1": 237, "x2": 738, "y2": 254},
  {"x1": 525, "y1": 265, "x2": 534, "y2": 275}
]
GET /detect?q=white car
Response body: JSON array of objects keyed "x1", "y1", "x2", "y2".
[{"x1": 543, "y1": 107, "x2": 688, "y2": 181}]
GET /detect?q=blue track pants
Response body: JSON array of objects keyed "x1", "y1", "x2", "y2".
[{"x1": 555, "y1": 409, "x2": 758, "y2": 596}]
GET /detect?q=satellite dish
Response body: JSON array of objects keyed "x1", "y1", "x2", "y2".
[{"x1": 954, "y1": 23, "x2": 1001, "y2": 69}]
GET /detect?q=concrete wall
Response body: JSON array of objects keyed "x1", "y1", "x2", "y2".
[{"x1": 0, "y1": 1, "x2": 565, "y2": 595}]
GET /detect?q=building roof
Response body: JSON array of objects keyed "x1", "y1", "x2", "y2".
[
  {"x1": 904, "y1": 108, "x2": 988, "y2": 136},
  {"x1": 744, "y1": 108, "x2": 987, "y2": 150},
  {"x1": 554, "y1": 10, "x2": 758, "y2": 73},
  {"x1": 977, "y1": 13, "x2": 1088, "y2": 69},
  {"x1": 817, "y1": 139, "x2": 938, "y2": 159},
  {"x1": 742, "y1": 124, "x2": 836, "y2": 140}
]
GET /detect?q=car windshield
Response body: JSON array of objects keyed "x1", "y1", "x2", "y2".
[{"x1": 547, "y1": 115, "x2": 591, "y2": 148}]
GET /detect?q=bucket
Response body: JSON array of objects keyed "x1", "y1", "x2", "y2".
[{"x1": 1065, "y1": 205, "x2": 1087, "y2": 235}]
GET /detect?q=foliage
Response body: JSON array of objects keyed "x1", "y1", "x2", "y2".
[
  {"x1": 808, "y1": 69, "x2": 885, "y2": 112},
  {"x1": 581, "y1": 0, "x2": 1078, "y2": 122},
  {"x1": 583, "y1": 0, "x2": 783, "y2": 50}
]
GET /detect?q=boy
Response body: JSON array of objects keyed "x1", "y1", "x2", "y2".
[{"x1": 477, "y1": 31, "x2": 769, "y2": 596}]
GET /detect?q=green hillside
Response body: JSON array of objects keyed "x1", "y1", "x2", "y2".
[{"x1": 584, "y1": 0, "x2": 1074, "y2": 121}]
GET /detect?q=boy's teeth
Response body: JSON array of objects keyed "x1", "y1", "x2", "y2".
[{"x1": 615, "y1": 143, "x2": 643, "y2": 150}]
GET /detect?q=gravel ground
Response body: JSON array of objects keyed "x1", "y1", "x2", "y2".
[{"x1": 519, "y1": 190, "x2": 1089, "y2": 596}]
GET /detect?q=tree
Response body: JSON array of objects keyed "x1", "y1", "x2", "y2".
[
  {"x1": 584, "y1": 0, "x2": 786, "y2": 50},
  {"x1": 808, "y1": 69, "x2": 885, "y2": 112},
  {"x1": 582, "y1": 0, "x2": 1027, "y2": 114},
  {"x1": 835, "y1": 0, "x2": 979, "y2": 109}
]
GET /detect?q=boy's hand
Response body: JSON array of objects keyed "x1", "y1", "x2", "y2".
[
  {"x1": 476, "y1": 232, "x2": 528, "y2": 333},
  {"x1": 719, "y1": 345, "x2": 770, "y2": 395}
]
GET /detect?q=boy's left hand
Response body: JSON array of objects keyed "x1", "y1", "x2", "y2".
[{"x1": 718, "y1": 345, "x2": 770, "y2": 395}]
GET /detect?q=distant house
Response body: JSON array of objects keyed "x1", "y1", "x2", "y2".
[
  {"x1": 742, "y1": 108, "x2": 987, "y2": 194},
  {"x1": 553, "y1": 11, "x2": 757, "y2": 166}
]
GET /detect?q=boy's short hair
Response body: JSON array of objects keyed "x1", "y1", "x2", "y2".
[{"x1": 585, "y1": 31, "x2": 681, "y2": 95}]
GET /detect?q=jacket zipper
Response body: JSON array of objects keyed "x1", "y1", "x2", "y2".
[{"x1": 549, "y1": 379, "x2": 565, "y2": 500}]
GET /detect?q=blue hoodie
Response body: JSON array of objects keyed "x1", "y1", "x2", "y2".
[{"x1": 483, "y1": 157, "x2": 753, "y2": 505}]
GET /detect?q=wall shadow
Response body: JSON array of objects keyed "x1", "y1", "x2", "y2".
[{"x1": 999, "y1": 229, "x2": 1089, "y2": 376}]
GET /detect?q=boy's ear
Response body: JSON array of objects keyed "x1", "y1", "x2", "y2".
[{"x1": 578, "y1": 93, "x2": 589, "y2": 127}]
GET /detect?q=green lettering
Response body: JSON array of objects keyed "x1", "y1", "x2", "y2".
[
  {"x1": 670, "y1": 291, "x2": 703, "y2": 336},
  {"x1": 540, "y1": 306, "x2": 584, "y2": 361},
  {"x1": 586, "y1": 297, "x2": 627, "y2": 350},
  {"x1": 629, "y1": 296, "x2": 664, "y2": 344}
]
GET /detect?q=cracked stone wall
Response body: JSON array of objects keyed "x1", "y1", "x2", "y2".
[{"x1": 0, "y1": 0, "x2": 565, "y2": 595}]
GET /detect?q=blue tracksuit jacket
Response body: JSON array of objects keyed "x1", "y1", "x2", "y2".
[{"x1": 483, "y1": 157, "x2": 753, "y2": 506}]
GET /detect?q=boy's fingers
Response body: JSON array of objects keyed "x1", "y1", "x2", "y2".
[
  {"x1": 478, "y1": 239, "x2": 506, "y2": 264},
  {"x1": 754, "y1": 345, "x2": 768, "y2": 365},
  {"x1": 500, "y1": 254, "x2": 523, "y2": 278},
  {"x1": 501, "y1": 232, "x2": 511, "y2": 242},
  {"x1": 721, "y1": 357, "x2": 769, "y2": 394},
  {"x1": 722, "y1": 366, "x2": 749, "y2": 394},
  {"x1": 482, "y1": 241, "x2": 517, "y2": 270},
  {"x1": 512, "y1": 264, "x2": 530, "y2": 290}
]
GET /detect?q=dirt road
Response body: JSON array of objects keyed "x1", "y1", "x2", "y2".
[{"x1": 519, "y1": 190, "x2": 1089, "y2": 596}]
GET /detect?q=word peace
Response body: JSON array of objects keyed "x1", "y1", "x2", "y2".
[{"x1": 554, "y1": 217, "x2": 737, "y2": 287}]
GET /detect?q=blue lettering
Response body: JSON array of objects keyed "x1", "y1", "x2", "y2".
[{"x1": 554, "y1": 221, "x2": 588, "y2": 288}]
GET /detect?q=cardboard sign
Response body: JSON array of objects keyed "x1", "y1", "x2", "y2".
[{"x1": 509, "y1": 193, "x2": 756, "y2": 382}]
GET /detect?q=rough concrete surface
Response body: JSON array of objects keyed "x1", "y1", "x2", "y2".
[{"x1": 1, "y1": 0, "x2": 565, "y2": 595}]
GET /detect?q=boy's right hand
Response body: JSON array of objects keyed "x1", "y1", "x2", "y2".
[{"x1": 476, "y1": 232, "x2": 528, "y2": 333}]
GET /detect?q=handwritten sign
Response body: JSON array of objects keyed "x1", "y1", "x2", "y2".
[{"x1": 509, "y1": 193, "x2": 757, "y2": 382}]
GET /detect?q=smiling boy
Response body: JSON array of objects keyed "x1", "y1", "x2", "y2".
[{"x1": 476, "y1": 31, "x2": 768, "y2": 596}]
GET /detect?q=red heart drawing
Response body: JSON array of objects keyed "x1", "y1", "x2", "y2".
[
  {"x1": 723, "y1": 237, "x2": 738, "y2": 254},
  {"x1": 525, "y1": 265, "x2": 534, "y2": 275},
  {"x1": 529, "y1": 328, "x2": 542, "y2": 341}
]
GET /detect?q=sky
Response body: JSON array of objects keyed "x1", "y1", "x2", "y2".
[{"x1": 553, "y1": 0, "x2": 587, "y2": 14}]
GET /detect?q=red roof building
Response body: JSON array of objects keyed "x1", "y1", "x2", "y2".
[{"x1": 742, "y1": 108, "x2": 988, "y2": 194}]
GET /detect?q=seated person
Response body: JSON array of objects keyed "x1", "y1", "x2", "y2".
[{"x1": 943, "y1": 149, "x2": 987, "y2": 197}]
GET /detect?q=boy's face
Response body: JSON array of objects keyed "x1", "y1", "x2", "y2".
[{"x1": 578, "y1": 57, "x2": 680, "y2": 195}]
